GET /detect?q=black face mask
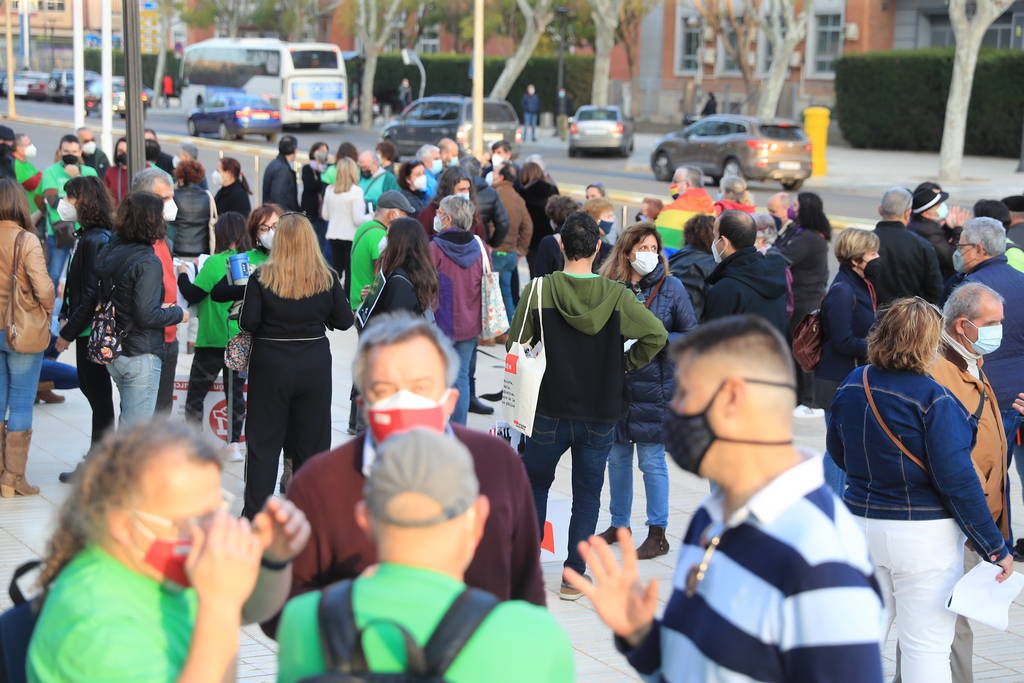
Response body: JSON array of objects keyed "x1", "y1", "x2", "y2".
[
  {"x1": 61, "y1": 154, "x2": 78, "y2": 167},
  {"x1": 863, "y1": 259, "x2": 881, "y2": 281},
  {"x1": 360, "y1": 169, "x2": 372, "y2": 180},
  {"x1": 663, "y1": 379, "x2": 795, "y2": 476},
  {"x1": 115, "y1": 152, "x2": 128, "y2": 166}
]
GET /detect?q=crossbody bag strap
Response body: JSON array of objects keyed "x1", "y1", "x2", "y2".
[
  {"x1": 862, "y1": 367, "x2": 928, "y2": 472},
  {"x1": 472, "y1": 234, "x2": 491, "y2": 274},
  {"x1": 643, "y1": 276, "x2": 666, "y2": 310},
  {"x1": 8, "y1": 230, "x2": 26, "y2": 328}
]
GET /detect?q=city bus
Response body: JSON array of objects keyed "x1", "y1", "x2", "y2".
[{"x1": 180, "y1": 38, "x2": 348, "y2": 128}]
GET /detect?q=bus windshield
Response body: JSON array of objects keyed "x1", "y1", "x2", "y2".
[{"x1": 290, "y1": 50, "x2": 338, "y2": 70}]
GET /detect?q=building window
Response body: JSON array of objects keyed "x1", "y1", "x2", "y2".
[
  {"x1": 676, "y1": 16, "x2": 702, "y2": 73},
  {"x1": 718, "y1": 28, "x2": 740, "y2": 74},
  {"x1": 929, "y1": 16, "x2": 1013, "y2": 49},
  {"x1": 812, "y1": 13, "x2": 842, "y2": 75},
  {"x1": 417, "y1": 25, "x2": 441, "y2": 54}
]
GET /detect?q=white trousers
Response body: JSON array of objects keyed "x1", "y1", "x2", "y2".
[{"x1": 861, "y1": 517, "x2": 965, "y2": 683}]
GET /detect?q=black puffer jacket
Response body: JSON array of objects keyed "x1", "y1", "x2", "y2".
[
  {"x1": 668, "y1": 245, "x2": 717, "y2": 319},
  {"x1": 703, "y1": 246, "x2": 789, "y2": 338},
  {"x1": 774, "y1": 225, "x2": 829, "y2": 317},
  {"x1": 96, "y1": 236, "x2": 183, "y2": 356},
  {"x1": 518, "y1": 180, "x2": 559, "y2": 255},
  {"x1": 262, "y1": 156, "x2": 300, "y2": 212},
  {"x1": 908, "y1": 214, "x2": 958, "y2": 282},
  {"x1": 301, "y1": 164, "x2": 327, "y2": 220},
  {"x1": 170, "y1": 184, "x2": 211, "y2": 257},
  {"x1": 471, "y1": 177, "x2": 509, "y2": 248},
  {"x1": 59, "y1": 224, "x2": 111, "y2": 341}
]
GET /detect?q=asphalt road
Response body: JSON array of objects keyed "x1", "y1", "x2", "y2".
[{"x1": 1, "y1": 97, "x2": 894, "y2": 221}]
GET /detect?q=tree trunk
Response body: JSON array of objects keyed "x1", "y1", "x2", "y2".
[
  {"x1": 590, "y1": 11, "x2": 616, "y2": 106},
  {"x1": 152, "y1": 3, "x2": 170, "y2": 95},
  {"x1": 489, "y1": 0, "x2": 553, "y2": 99},
  {"x1": 938, "y1": 32, "x2": 981, "y2": 180},
  {"x1": 360, "y1": 47, "x2": 378, "y2": 130},
  {"x1": 757, "y1": 38, "x2": 797, "y2": 118}
]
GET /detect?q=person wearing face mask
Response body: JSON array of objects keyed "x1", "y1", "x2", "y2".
[
  {"x1": 703, "y1": 210, "x2": 789, "y2": 339},
  {"x1": 517, "y1": 162, "x2": 559, "y2": 276},
  {"x1": 870, "y1": 187, "x2": 943, "y2": 306},
  {"x1": 581, "y1": 197, "x2": 618, "y2": 261},
  {"x1": 102, "y1": 137, "x2": 130, "y2": 205},
  {"x1": 417, "y1": 168, "x2": 486, "y2": 242},
  {"x1": 262, "y1": 135, "x2": 301, "y2": 213},
  {"x1": 27, "y1": 419, "x2": 313, "y2": 683},
  {"x1": 908, "y1": 184, "x2": 965, "y2": 283},
  {"x1": 490, "y1": 163, "x2": 532, "y2": 326},
  {"x1": 531, "y1": 195, "x2": 582, "y2": 279},
  {"x1": 438, "y1": 137, "x2": 461, "y2": 169},
  {"x1": 357, "y1": 149, "x2": 398, "y2": 208},
  {"x1": 567, "y1": 315, "x2": 884, "y2": 682},
  {"x1": 12, "y1": 133, "x2": 42, "y2": 210},
  {"x1": 76, "y1": 126, "x2": 110, "y2": 179},
  {"x1": 0, "y1": 125, "x2": 17, "y2": 182},
  {"x1": 260, "y1": 314, "x2": 545, "y2": 639},
  {"x1": 416, "y1": 144, "x2": 442, "y2": 200},
  {"x1": 460, "y1": 156, "x2": 509, "y2": 250},
  {"x1": 398, "y1": 159, "x2": 429, "y2": 215},
  {"x1": 212, "y1": 156, "x2": 252, "y2": 218},
  {"x1": 654, "y1": 165, "x2": 713, "y2": 255},
  {"x1": 302, "y1": 141, "x2": 332, "y2": 260},
  {"x1": 321, "y1": 157, "x2": 373, "y2": 299},
  {"x1": 483, "y1": 140, "x2": 514, "y2": 179},
  {"x1": 348, "y1": 191, "x2": 415, "y2": 311},
  {"x1": 595, "y1": 224, "x2": 696, "y2": 560},
  {"x1": 40, "y1": 134, "x2": 98, "y2": 289}
]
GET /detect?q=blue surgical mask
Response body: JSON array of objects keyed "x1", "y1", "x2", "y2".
[
  {"x1": 936, "y1": 203, "x2": 949, "y2": 221},
  {"x1": 711, "y1": 236, "x2": 724, "y2": 264},
  {"x1": 953, "y1": 247, "x2": 967, "y2": 273},
  {"x1": 967, "y1": 321, "x2": 1002, "y2": 355},
  {"x1": 433, "y1": 215, "x2": 445, "y2": 233},
  {"x1": 431, "y1": 159, "x2": 443, "y2": 175}
]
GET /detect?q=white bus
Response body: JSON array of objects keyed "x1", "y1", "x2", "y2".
[{"x1": 180, "y1": 38, "x2": 349, "y2": 128}]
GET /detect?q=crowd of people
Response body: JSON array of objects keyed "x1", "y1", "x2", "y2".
[{"x1": 3, "y1": 119, "x2": 1024, "y2": 683}]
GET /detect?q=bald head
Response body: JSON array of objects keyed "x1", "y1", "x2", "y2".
[
  {"x1": 438, "y1": 138, "x2": 459, "y2": 164},
  {"x1": 767, "y1": 193, "x2": 790, "y2": 221},
  {"x1": 358, "y1": 150, "x2": 379, "y2": 175}
]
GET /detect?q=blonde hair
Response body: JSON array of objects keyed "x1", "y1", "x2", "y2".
[
  {"x1": 259, "y1": 213, "x2": 335, "y2": 299},
  {"x1": 38, "y1": 420, "x2": 222, "y2": 588},
  {"x1": 332, "y1": 157, "x2": 360, "y2": 194},
  {"x1": 582, "y1": 197, "x2": 614, "y2": 221},
  {"x1": 834, "y1": 227, "x2": 880, "y2": 264},
  {"x1": 599, "y1": 222, "x2": 665, "y2": 281},
  {"x1": 720, "y1": 175, "x2": 753, "y2": 206},
  {"x1": 867, "y1": 297, "x2": 941, "y2": 374}
]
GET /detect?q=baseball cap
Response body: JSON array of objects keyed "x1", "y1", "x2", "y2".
[
  {"x1": 911, "y1": 186, "x2": 949, "y2": 214},
  {"x1": 377, "y1": 190, "x2": 416, "y2": 215},
  {"x1": 364, "y1": 429, "x2": 479, "y2": 528},
  {"x1": 0, "y1": 126, "x2": 15, "y2": 143}
]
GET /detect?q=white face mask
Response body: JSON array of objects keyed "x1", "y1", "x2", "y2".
[
  {"x1": 936, "y1": 203, "x2": 949, "y2": 221},
  {"x1": 412, "y1": 174, "x2": 427, "y2": 192},
  {"x1": 484, "y1": 172, "x2": 495, "y2": 187},
  {"x1": 57, "y1": 198, "x2": 78, "y2": 223},
  {"x1": 171, "y1": 155, "x2": 180, "y2": 168},
  {"x1": 81, "y1": 141, "x2": 97, "y2": 156},
  {"x1": 162, "y1": 198, "x2": 178, "y2": 223},
  {"x1": 454, "y1": 192, "x2": 470, "y2": 202},
  {"x1": 211, "y1": 170, "x2": 222, "y2": 188},
  {"x1": 630, "y1": 251, "x2": 659, "y2": 277},
  {"x1": 711, "y1": 236, "x2": 725, "y2": 264},
  {"x1": 433, "y1": 215, "x2": 446, "y2": 233},
  {"x1": 492, "y1": 154, "x2": 506, "y2": 169},
  {"x1": 24, "y1": 144, "x2": 37, "y2": 159},
  {"x1": 261, "y1": 228, "x2": 275, "y2": 250}
]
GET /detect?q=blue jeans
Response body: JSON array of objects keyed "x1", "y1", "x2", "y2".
[
  {"x1": 491, "y1": 251, "x2": 518, "y2": 325},
  {"x1": 46, "y1": 234, "x2": 71, "y2": 289},
  {"x1": 0, "y1": 332, "x2": 43, "y2": 431},
  {"x1": 451, "y1": 338, "x2": 477, "y2": 426},
  {"x1": 523, "y1": 112, "x2": 538, "y2": 141},
  {"x1": 40, "y1": 359, "x2": 78, "y2": 389},
  {"x1": 607, "y1": 440, "x2": 669, "y2": 528},
  {"x1": 107, "y1": 353, "x2": 162, "y2": 428},
  {"x1": 522, "y1": 413, "x2": 615, "y2": 574}
]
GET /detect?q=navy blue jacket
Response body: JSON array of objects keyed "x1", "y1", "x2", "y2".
[
  {"x1": 521, "y1": 92, "x2": 541, "y2": 114},
  {"x1": 815, "y1": 265, "x2": 876, "y2": 382},
  {"x1": 943, "y1": 255, "x2": 1024, "y2": 409},
  {"x1": 619, "y1": 264, "x2": 697, "y2": 443},
  {"x1": 703, "y1": 247, "x2": 789, "y2": 339},
  {"x1": 827, "y1": 365, "x2": 1008, "y2": 561}
]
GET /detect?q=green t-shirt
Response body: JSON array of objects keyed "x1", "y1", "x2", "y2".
[
  {"x1": 358, "y1": 170, "x2": 399, "y2": 207},
  {"x1": 350, "y1": 219, "x2": 387, "y2": 310},
  {"x1": 276, "y1": 563, "x2": 575, "y2": 683},
  {"x1": 193, "y1": 249, "x2": 238, "y2": 348},
  {"x1": 39, "y1": 162, "x2": 98, "y2": 235},
  {"x1": 14, "y1": 158, "x2": 41, "y2": 207},
  {"x1": 27, "y1": 545, "x2": 199, "y2": 683}
]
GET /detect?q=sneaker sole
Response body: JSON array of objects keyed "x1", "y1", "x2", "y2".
[{"x1": 559, "y1": 590, "x2": 584, "y2": 601}]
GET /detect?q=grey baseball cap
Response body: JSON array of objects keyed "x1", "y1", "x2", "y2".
[
  {"x1": 364, "y1": 430, "x2": 479, "y2": 528},
  {"x1": 377, "y1": 190, "x2": 416, "y2": 215}
]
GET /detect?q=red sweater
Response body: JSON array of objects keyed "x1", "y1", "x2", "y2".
[
  {"x1": 263, "y1": 424, "x2": 546, "y2": 637},
  {"x1": 152, "y1": 239, "x2": 177, "y2": 343}
]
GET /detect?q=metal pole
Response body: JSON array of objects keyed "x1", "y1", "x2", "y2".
[
  {"x1": 1017, "y1": 113, "x2": 1024, "y2": 173},
  {"x1": 555, "y1": 12, "x2": 565, "y2": 95},
  {"x1": 100, "y1": 0, "x2": 112, "y2": 158},
  {"x1": 123, "y1": 0, "x2": 145, "y2": 177},
  {"x1": 72, "y1": 0, "x2": 84, "y2": 128},
  {"x1": 6, "y1": 0, "x2": 16, "y2": 119},
  {"x1": 471, "y1": 0, "x2": 483, "y2": 158},
  {"x1": 253, "y1": 153, "x2": 260, "y2": 204},
  {"x1": 19, "y1": 0, "x2": 27, "y2": 69}
]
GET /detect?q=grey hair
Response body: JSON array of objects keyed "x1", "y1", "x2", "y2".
[
  {"x1": 673, "y1": 165, "x2": 703, "y2": 189},
  {"x1": 459, "y1": 156, "x2": 482, "y2": 178},
  {"x1": 720, "y1": 175, "x2": 747, "y2": 196},
  {"x1": 753, "y1": 212, "x2": 777, "y2": 239},
  {"x1": 942, "y1": 282, "x2": 1004, "y2": 331},
  {"x1": 438, "y1": 195, "x2": 475, "y2": 231},
  {"x1": 14, "y1": 133, "x2": 30, "y2": 147},
  {"x1": 352, "y1": 313, "x2": 459, "y2": 392},
  {"x1": 879, "y1": 187, "x2": 912, "y2": 219},
  {"x1": 131, "y1": 167, "x2": 173, "y2": 194},
  {"x1": 961, "y1": 217, "x2": 1007, "y2": 256},
  {"x1": 416, "y1": 144, "x2": 440, "y2": 162}
]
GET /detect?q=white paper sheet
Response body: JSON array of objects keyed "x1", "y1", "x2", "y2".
[{"x1": 946, "y1": 561, "x2": 1024, "y2": 631}]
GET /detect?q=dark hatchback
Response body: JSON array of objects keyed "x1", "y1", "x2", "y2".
[
  {"x1": 380, "y1": 95, "x2": 521, "y2": 156},
  {"x1": 187, "y1": 92, "x2": 281, "y2": 142}
]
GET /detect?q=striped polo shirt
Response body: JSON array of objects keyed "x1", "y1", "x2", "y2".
[{"x1": 620, "y1": 454, "x2": 884, "y2": 682}]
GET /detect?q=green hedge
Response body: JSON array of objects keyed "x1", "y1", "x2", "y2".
[
  {"x1": 346, "y1": 52, "x2": 593, "y2": 114},
  {"x1": 834, "y1": 48, "x2": 1024, "y2": 157},
  {"x1": 82, "y1": 49, "x2": 181, "y2": 90}
]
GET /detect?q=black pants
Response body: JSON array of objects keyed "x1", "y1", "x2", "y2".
[
  {"x1": 242, "y1": 337, "x2": 332, "y2": 518},
  {"x1": 185, "y1": 346, "x2": 245, "y2": 443},
  {"x1": 155, "y1": 339, "x2": 178, "y2": 414},
  {"x1": 329, "y1": 239, "x2": 352, "y2": 301},
  {"x1": 75, "y1": 341, "x2": 114, "y2": 445}
]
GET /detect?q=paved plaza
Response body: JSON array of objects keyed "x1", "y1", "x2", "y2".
[{"x1": 4, "y1": 326, "x2": 1024, "y2": 681}]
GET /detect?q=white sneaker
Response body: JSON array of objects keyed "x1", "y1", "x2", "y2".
[
  {"x1": 226, "y1": 442, "x2": 246, "y2": 462},
  {"x1": 793, "y1": 405, "x2": 825, "y2": 418}
]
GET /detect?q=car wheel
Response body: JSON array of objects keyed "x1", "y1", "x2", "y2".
[
  {"x1": 781, "y1": 179, "x2": 804, "y2": 191},
  {"x1": 652, "y1": 151, "x2": 672, "y2": 182},
  {"x1": 187, "y1": 119, "x2": 198, "y2": 137},
  {"x1": 218, "y1": 122, "x2": 231, "y2": 140},
  {"x1": 722, "y1": 158, "x2": 743, "y2": 180}
]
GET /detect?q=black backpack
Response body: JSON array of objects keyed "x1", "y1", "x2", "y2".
[
  {"x1": 298, "y1": 580, "x2": 498, "y2": 683},
  {"x1": 0, "y1": 561, "x2": 42, "y2": 683}
]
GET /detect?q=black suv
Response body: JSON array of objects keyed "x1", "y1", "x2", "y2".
[
  {"x1": 380, "y1": 95, "x2": 521, "y2": 156},
  {"x1": 47, "y1": 69, "x2": 100, "y2": 103}
]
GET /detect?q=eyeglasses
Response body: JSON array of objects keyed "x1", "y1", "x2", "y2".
[
  {"x1": 133, "y1": 489, "x2": 235, "y2": 534},
  {"x1": 954, "y1": 241, "x2": 977, "y2": 250},
  {"x1": 685, "y1": 522, "x2": 724, "y2": 597}
]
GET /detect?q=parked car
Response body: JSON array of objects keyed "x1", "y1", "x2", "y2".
[
  {"x1": 380, "y1": 95, "x2": 522, "y2": 156},
  {"x1": 568, "y1": 105, "x2": 635, "y2": 157},
  {"x1": 15, "y1": 71, "x2": 50, "y2": 100},
  {"x1": 187, "y1": 92, "x2": 281, "y2": 142},
  {"x1": 47, "y1": 69, "x2": 100, "y2": 103},
  {"x1": 650, "y1": 114, "x2": 812, "y2": 190},
  {"x1": 85, "y1": 77, "x2": 151, "y2": 117},
  {"x1": 111, "y1": 82, "x2": 154, "y2": 117}
]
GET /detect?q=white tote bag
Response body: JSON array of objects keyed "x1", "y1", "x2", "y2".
[
  {"x1": 473, "y1": 235, "x2": 510, "y2": 339},
  {"x1": 502, "y1": 276, "x2": 546, "y2": 436}
]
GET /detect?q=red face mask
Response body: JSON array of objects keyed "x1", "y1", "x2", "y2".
[
  {"x1": 366, "y1": 389, "x2": 449, "y2": 444},
  {"x1": 142, "y1": 538, "x2": 192, "y2": 588}
]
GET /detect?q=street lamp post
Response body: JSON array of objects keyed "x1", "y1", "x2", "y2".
[
  {"x1": 471, "y1": 0, "x2": 483, "y2": 157},
  {"x1": 5, "y1": 0, "x2": 15, "y2": 118},
  {"x1": 123, "y1": 0, "x2": 145, "y2": 176},
  {"x1": 555, "y1": 6, "x2": 568, "y2": 97}
]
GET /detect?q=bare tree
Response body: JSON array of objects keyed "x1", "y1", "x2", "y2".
[
  {"x1": 151, "y1": 0, "x2": 174, "y2": 97},
  {"x1": 693, "y1": 0, "x2": 761, "y2": 113},
  {"x1": 755, "y1": 0, "x2": 812, "y2": 118},
  {"x1": 490, "y1": 0, "x2": 556, "y2": 99},
  {"x1": 356, "y1": 0, "x2": 404, "y2": 129},
  {"x1": 179, "y1": 0, "x2": 249, "y2": 37},
  {"x1": 616, "y1": 0, "x2": 659, "y2": 117},
  {"x1": 588, "y1": 0, "x2": 625, "y2": 106},
  {"x1": 938, "y1": 0, "x2": 1013, "y2": 180}
]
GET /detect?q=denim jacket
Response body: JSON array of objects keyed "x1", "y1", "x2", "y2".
[{"x1": 827, "y1": 365, "x2": 1008, "y2": 561}]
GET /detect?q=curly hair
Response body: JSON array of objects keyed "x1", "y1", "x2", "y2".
[
  {"x1": 683, "y1": 214, "x2": 716, "y2": 252},
  {"x1": 65, "y1": 176, "x2": 114, "y2": 230},
  {"x1": 868, "y1": 297, "x2": 941, "y2": 375},
  {"x1": 115, "y1": 191, "x2": 166, "y2": 244},
  {"x1": 38, "y1": 420, "x2": 222, "y2": 589},
  {"x1": 173, "y1": 159, "x2": 205, "y2": 187},
  {"x1": 430, "y1": 167, "x2": 476, "y2": 208},
  {"x1": 544, "y1": 194, "x2": 580, "y2": 230},
  {"x1": 378, "y1": 217, "x2": 438, "y2": 310},
  {"x1": 376, "y1": 140, "x2": 398, "y2": 165}
]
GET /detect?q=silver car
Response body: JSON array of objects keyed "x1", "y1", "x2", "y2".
[{"x1": 569, "y1": 105, "x2": 635, "y2": 157}]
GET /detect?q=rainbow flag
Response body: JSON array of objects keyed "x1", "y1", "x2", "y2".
[{"x1": 655, "y1": 189, "x2": 715, "y2": 252}]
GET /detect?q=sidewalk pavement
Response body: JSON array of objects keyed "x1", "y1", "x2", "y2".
[{"x1": 5, "y1": 321, "x2": 1024, "y2": 680}]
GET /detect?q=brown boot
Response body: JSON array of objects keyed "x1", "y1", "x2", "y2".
[
  {"x1": 636, "y1": 526, "x2": 670, "y2": 560},
  {"x1": 35, "y1": 381, "x2": 65, "y2": 404},
  {"x1": 597, "y1": 525, "x2": 630, "y2": 545},
  {"x1": 0, "y1": 429, "x2": 38, "y2": 497}
]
